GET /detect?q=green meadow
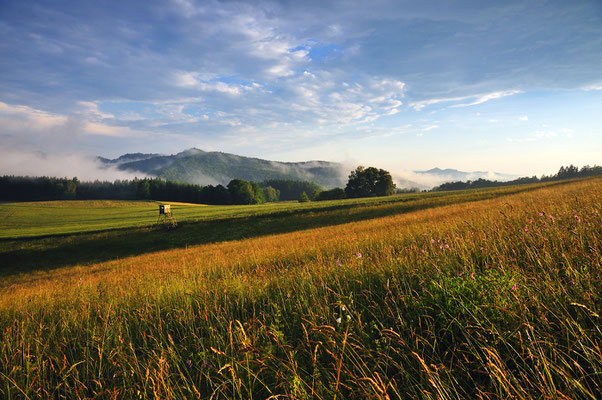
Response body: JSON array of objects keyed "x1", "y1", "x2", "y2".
[{"x1": 0, "y1": 178, "x2": 600, "y2": 399}]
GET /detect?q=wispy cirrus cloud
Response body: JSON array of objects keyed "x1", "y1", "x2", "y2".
[{"x1": 409, "y1": 90, "x2": 522, "y2": 111}]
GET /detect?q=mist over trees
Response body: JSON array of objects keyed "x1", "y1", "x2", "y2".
[
  {"x1": 432, "y1": 164, "x2": 602, "y2": 191},
  {"x1": 2, "y1": 164, "x2": 599, "y2": 204}
]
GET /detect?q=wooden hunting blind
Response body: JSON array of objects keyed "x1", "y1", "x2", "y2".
[{"x1": 157, "y1": 204, "x2": 177, "y2": 229}]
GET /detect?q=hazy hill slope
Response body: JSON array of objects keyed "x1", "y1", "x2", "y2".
[
  {"x1": 415, "y1": 167, "x2": 517, "y2": 182},
  {"x1": 101, "y1": 148, "x2": 346, "y2": 187}
]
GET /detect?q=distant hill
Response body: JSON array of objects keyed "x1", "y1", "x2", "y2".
[
  {"x1": 98, "y1": 149, "x2": 518, "y2": 190},
  {"x1": 97, "y1": 152, "x2": 161, "y2": 165},
  {"x1": 99, "y1": 148, "x2": 347, "y2": 187},
  {"x1": 415, "y1": 168, "x2": 517, "y2": 182}
]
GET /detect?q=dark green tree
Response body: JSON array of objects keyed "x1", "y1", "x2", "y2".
[
  {"x1": 263, "y1": 186, "x2": 280, "y2": 202},
  {"x1": 315, "y1": 187, "x2": 346, "y2": 201},
  {"x1": 227, "y1": 179, "x2": 255, "y2": 205},
  {"x1": 298, "y1": 191, "x2": 309, "y2": 202},
  {"x1": 136, "y1": 179, "x2": 151, "y2": 199},
  {"x1": 345, "y1": 166, "x2": 395, "y2": 198},
  {"x1": 250, "y1": 181, "x2": 265, "y2": 204}
]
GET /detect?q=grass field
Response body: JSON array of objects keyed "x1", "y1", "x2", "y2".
[
  {"x1": 0, "y1": 182, "x2": 559, "y2": 239},
  {"x1": 0, "y1": 178, "x2": 600, "y2": 399}
]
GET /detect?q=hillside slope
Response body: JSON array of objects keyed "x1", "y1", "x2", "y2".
[{"x1": 100, "y1": 148, "x2": 346, "y2": 187}]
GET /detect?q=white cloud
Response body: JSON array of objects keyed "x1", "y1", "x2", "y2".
[
  {"x1": 519, "y1": 115, "x2": 528, "y2": 121},
  {"x1": 410, "y1": 90, "x2": 522, "y2": 111},
  {"x1": 173, "y1": 71, "x2": 266, "y2": 95},
  {"x1": 77, "y1": 101, "x2": 115, "y2": 120},
  {"x1": 582, "y1": 83, "x2": 602, "y2": 91},
  {"x1": 0, "y1": 101, "x2": 145, "y2": 139},
  {"x1": 450, "y1": 90, "x2": 522, "y2": 108},
  {"x1": 0, "y1": 149, "x2": 145, "y2": 181}
]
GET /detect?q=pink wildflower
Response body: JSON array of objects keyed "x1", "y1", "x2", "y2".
[
  {"x1": 336, "y1": 259, "x2": 342, "y2": 267},
  {"x1": 421, "y1": 249, "x2": 425, "y2": 254},
  {"x1": 470, "y1": 272, "x2": 475, "y2": 279},
  {"x1": 574, "y1": 215, "x2": 581, "y2": 223},
  {"x1": 459, "y1": 272, "x2": 464, "y2": 277},
  {"x1": 538, "y1": 212, "x2": 544, "y2": 217},
  {"x1": 430, "y1": 239, "x2": 435, "y2": 243},
  {"x1": 356, "y1": 252, "x2": 362, "y2": 258},
  {"x1": 511, "y1": 284, "x2": 517, "y2": 291},
  {"x1": 444, "y1": 244, "x2": 450, "y2": 249},
  {"x1": 522, "y1": 226, "x2": 529, "y2": 232}
]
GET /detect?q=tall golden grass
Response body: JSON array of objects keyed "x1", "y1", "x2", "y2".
[{"x1": 0, "y1": 178, "x2": 600, "y2": 399}]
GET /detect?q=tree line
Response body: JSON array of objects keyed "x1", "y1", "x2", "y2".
[
  {"x1": 432, "y1": 164, "x2": 602, "y2": 191},
  {"x1": 0, "y1": 176, "x2": 336, "y2": 205},
  {"x1": 0, "y1": 166, "x2": 398, "y2": 204},
  {"x1": 0, "y1": 176, "x2": 279, "y2": 205}
]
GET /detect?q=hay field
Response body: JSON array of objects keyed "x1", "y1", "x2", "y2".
[{"x1": 0, "y1": 178, "x2": 600, "y2": 399}]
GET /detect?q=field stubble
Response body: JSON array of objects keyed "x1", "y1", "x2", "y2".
[{"x1": 0, "y1": 178, "x2": 601, "y2": 399}]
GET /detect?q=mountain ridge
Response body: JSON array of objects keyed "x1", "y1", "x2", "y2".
[
  {"x1": 99, "y1": 148, "x2": 347, "y2": 188},
  {"x1": 99, "y1": 148, "x2": 516, "y2": 189}
]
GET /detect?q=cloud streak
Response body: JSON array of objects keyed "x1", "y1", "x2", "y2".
[{"x1": 409, "y1": 90, "x2": 522, "y2": 110}]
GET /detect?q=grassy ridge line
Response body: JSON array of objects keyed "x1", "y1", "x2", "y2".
[
  {"x1": 0, "y1": 181, "x2": 568, "y2": 275},
  {"x1": 0, "y1": 180, "x2": 566, "y2": 240},
  {"x1": 0, "y1": 177, "x2": 600, "y2": 398}
]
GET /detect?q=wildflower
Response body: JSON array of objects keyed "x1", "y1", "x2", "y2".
[
  {"x1": 336, "y1": 317, "x2": 342, "y2": 324},
  {"x1": 430, "y1": 239, "x2": 435, "y2": 243},
  {"x1": 538, "y1": 212, "x2": 544, "y2": 217},
  {"x1": 511, "y1": 284, "x2": 517, "y2": 291},
  {"x1": 336, "y1": 259, "x2": 342, "y2": 267},
  {"x1": 341, "y1": 305, "x2": 346, "y2": 312},
  {"x1": 186, "y1": 360, "x2": 192, "y2": 368},
  {"x1": 459, "y1": 272, "x2": 464, "y2": 277},
  {"x1": 347, "y1": 315, "x2": 351, "y2": 321},
  {"x1": 574, "y1": 215, "x2": 581, "y2": 223},
  {"x1": 522, "y1": 226, "x2": 529, "y2": 232},
  {"x1": 470, "y1": 272, "x2": 475, "y2": 279},
  {"x1": 356, "y1": 252, "x2": 362, "y2": 258},
  {"x1": 444, "y1": 244, "x2": 450, "y2": 249},
  {"x1": 421, "y1": 249, "x2": 425, "y2": 253}
]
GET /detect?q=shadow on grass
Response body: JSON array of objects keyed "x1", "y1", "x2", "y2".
[{"x1": 0, "y1": 182, "x2": 567, "y2": 277}]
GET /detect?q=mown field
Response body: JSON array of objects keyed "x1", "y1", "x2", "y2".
[
  {"x1": 0, "y1": 184, "x2": 553, "y2": 239},
  {"x1": 0, "y1": 177, "x2": 600, "y2": 399}
]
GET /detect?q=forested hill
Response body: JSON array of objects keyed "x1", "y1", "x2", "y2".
[{"x1": 99, "y1": 148, "x2": 346, "y2": 188}]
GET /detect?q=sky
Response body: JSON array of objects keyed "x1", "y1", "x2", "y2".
[{"x1": 1, "y1": 0, "x2": 601, "y2": 179}]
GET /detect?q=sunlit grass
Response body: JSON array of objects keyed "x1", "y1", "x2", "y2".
[
  {"x1": 0, "y1": 177, "x2": 600, "y2": 398},
  {"x1": 0, "y1": 181, "x2": 559, "y2": 239}
]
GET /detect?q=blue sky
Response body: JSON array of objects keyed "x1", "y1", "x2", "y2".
[{"x1": 1, "y1": 0, "x2": 601, "y2": 178}]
